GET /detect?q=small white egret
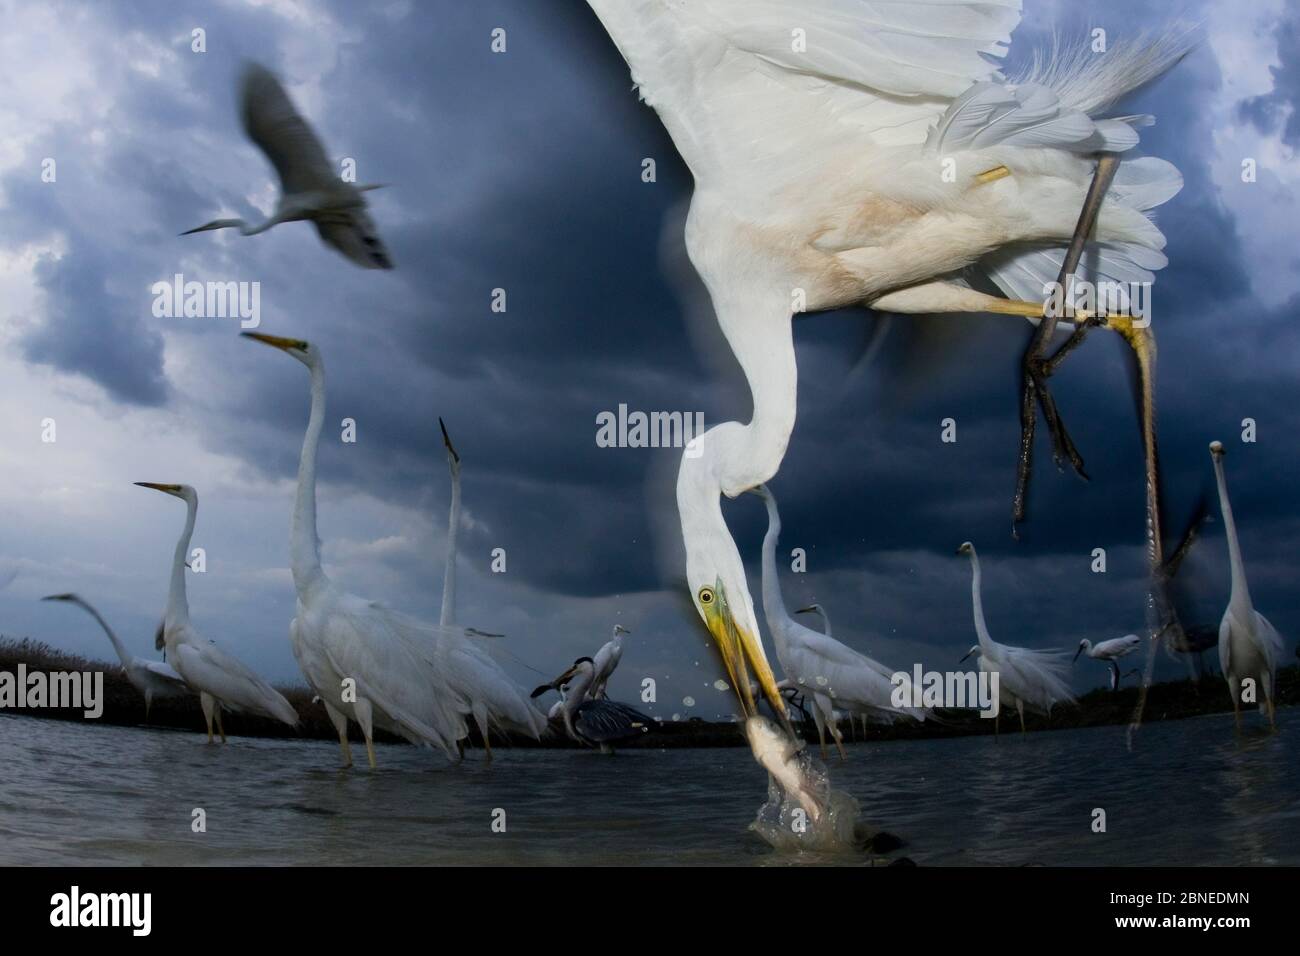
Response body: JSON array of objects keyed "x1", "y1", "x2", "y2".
[
  {"x1": 183, "y1": 62, "x2": 393, "y2": 269},
  {"x1": 957, "y1": 542, "x2": 1074, "y2": 733},
  {"x1": 135, "y1": 483, "x2": 299, "y2": 742},
  {"x1": 1074, "y1": 634, "x2": 1142, "y2": 690},
  {"x1": 753, "y1": 484, "x2": 927, "y2": 760},
  {"x1": 589, "y1": 624, "x2": 631, "y2": 700},
  {"x1": 243, "y1": 332, "x2": 545, "y2": 767},
  {"x1": 41, "y1": 593, "x2": 191, "y2": 717},
  {"x1": 531, "y1": 657, "x2": 655, "y2": 754},
  {"x1": 584, "y1": 0, "x2": 1190, "y2": 772},
  {"x1": 1209, "y1": 441, "x2": 1283, "y2": 730}
]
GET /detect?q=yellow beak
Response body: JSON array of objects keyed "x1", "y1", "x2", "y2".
[
  {"x1": 701, "y1": 581, "x2": 787, "y2": 723},
  {"x1": 241, "y1": 331, "x2": 308, "y2": 351}
]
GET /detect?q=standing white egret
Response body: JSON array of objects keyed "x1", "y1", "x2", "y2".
[
  {"x1": 183, "y1": 62, "x2": 393, "y2": 269},
  {"x1": 1209, "y1": 441, "x2": 1283, "y2": 730},
  {"x1": 585, "y1": 1, "x2": 1189, "y2": 768},
  {"x1": 795, "y1": 604, "x2": 832, "y2": 639},
  {"x1": 589, "y1": 624, "x2": 631, "y2": 700},
  {"x1": 243, "y1": 332, "x2": 545, "y2": 768},
  {"x1": 754, "y1": 484, "x2": 926, "y2": 759},
  {"x1": 135, "y1": 483, "x2": 299, "y2": 742},
  {"x1": 437, "y1": 417, "x2": 516, "y2": 759},
  {"x1": 531, "y1": 657, "x2": 655, "y2": 754},
  {"x1": 1074, "y1": 635, "x2": 1142, "y2": 690},
  {"x1": 41, "y1": 593, "x2": 191, "y2": 717},
  {"x1": 957, "y1": 542, "x2": 1073, "y2": 733}
]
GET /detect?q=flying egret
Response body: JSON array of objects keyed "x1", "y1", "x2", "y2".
[
  {"x1": 589, "y1": 624, "x2": 631, "y2": 700},
  {"x1": 41, "y1": 593, "x2": 190, "y2": 717},
  {"x1": 957, "y1": 542, "x2": 1074, "y2": 733},
  {"x1": 1074, "y1": 634, "x2": 1142, "y2": 690},
  {"x1": 437, "y1": 417, "x2": 517, "y2": 759},
  {"x1": 182, "y1": 62, "x2": 393, "y2": 269},
  {"x1": 531, "y1": 657, "x2": 656, "y2": 754},
  {"x1": 134, "y1": 483, "x2": 299, "y2": 742},
  {"x1": 243, "y1": 332, "x2": 546, "y2": 767},
  {"x1": 584, "y1": 1, "x2": 1189, "y2": 771},
  {"x1": 753, "y1": 484, "x2": 927, "y2": 759},
  {"x1": 1209, "y1": 441, "x2": 1283, "y2": 730}
]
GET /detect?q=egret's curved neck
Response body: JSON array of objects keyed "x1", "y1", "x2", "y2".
[
  {"x1": 440, "y1": 461, "x2": 460, "y2": 627},
  {"x1": 1212, "y1": 456, "x2": 1251, "y2": 611},
  {"x1": 565, "y1": 668, "x2": 594, "y2": 724},
  {"x1": 967, "y1": 550, "x2": 993, "y2": 652},
  {"x1": 76, "y1": 598, "x2": 132, "y2": 670},
  {"x1": 759, "y1": 493, "x2": 795, "y2": 641},
  {"x1": 292, "y1": 360, "x2": 328, "y2": 593},
  {"x1": 166, "y1": 497, "x2": 197, "y2": 625},
  {"x1": 813, "y1": 607, "x2": 832, "y2": 638}
]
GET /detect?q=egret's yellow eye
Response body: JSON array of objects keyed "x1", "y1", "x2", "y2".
[{"x1": 698, "y1": 587, "x2": 715, "y2": 607}]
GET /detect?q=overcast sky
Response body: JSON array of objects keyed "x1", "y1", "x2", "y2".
[{"x1": 0, "y1": 0, "x2": 1295, "y2": 720}]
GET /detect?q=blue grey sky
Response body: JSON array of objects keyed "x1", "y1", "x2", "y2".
[{"x1": 0, "y1": 0, "x2": 1295, "y2": 719}]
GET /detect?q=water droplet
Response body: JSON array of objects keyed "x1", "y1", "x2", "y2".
[
  {"x1": 713, "y1": 679, "x2": 730, "y2": 692},
  {"x1": 683, "y1": 696, "x2": 695, "y2": 707}
]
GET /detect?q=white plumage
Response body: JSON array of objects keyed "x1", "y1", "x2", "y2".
[
  {"x1": 585, "y1": 1, "x2": 1190, "y2": 758},
  {"x1": 134, "y1": 483, "x2": 299, "y2": 741},
  {"x1": 183, "y1": 62, "x2": 393, "y2": 269},
  {"x1": 589, "y1": 624, "x2": 631, "y2": 700},
  {"x1": 754, "y1": 484, "x2": 927, "y2": 759},
  {"x1": 244, "y1": 333, "x2": 545, "y2": 768},
  {"x1": 957, "y1": 541, "x2": 1074, "y2": 731},
  {"x1": 1209, "y1": 442, "x2": 1284, "y2": 730},
  {"x1": 1074, "y1": 634, "x2": 1142, "y2": 690},
  {"x1": 42, "y1": 593, "x2": 191, "y2": 715}
]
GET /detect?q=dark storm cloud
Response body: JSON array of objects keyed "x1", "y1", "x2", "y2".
[{"x1": 1237, "y1": 12, "x2": 1300, "y2": 148}]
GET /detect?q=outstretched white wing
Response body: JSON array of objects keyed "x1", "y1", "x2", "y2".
[
  {"x1": 240, "y1": 63, "x2": 339, "y2": 197},
  {"x1": 586, "y1": 0, "x2": 1022, "y2": 180}
]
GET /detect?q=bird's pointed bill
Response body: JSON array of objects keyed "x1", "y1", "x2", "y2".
[
  {"x1": 134, "y1": 482, "x2": 184, "y2": 493},
  {"x1": 241, "y1": 332, "x2": 308, "y2": 351},
  {"x1": 700, "y1": 579, "x2": 785, "y2": 722}
]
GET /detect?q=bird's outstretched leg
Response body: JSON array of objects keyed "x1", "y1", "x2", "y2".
[
  {"x1": 324, "y1": 701, "x2": 353, "y2": 769},
  {"x1": 1109, "y1": 661, "x2": 1120, "y2": 692},
  {"x1": 200, "y1": 691, "x2": 216, "y2": 744},
  {"x1": 1229, "y1": 679, "x2": 1242, "y2": 733},
  {"x1": 813, "y1": 706, "x2": 828, "y2": 759},
  {"x1": 215, "y1": 708, "x2": 227, "y2": 745},
  {"x1": 1017, "y1": 700, "x2": 1026, "y2": 735},
  {"x1": 1013, "y1": 154, "x2": 1122, "y2": 533}
]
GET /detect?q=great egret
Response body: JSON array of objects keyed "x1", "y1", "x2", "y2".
[
  {"x1": 753, "y1": 484, "x2": 927, "y2": 759},
  {"x1": 182, "y1": 62, "x2": 393, "y2": 269},
  {"x1": 1209, "y1": 441, "x2": 1283, "y2": 730},
  {"x1": 242, "y1": 332, "x2": 545, "y2": 767},
  {"x1": 436, "y1": 417, "x2": 514, "y2": 758},
  {"x1": 957, "y1": 542, "x2": 1074, "y2": 733},
  {"x1": 134, "y1": 483, "x2": 299, "y2": 741},
  {"x1": 531, "y1": 657, "x2": 656, "y2": 753},
  {"x1": 1074, "y1": 634, "x2": 1142, "y2": 690},
  {"x1": 585, "y1": 1, "x2": 1189, "y2": 766},
  {"x1": 795, "y1": 604, "x2": 831, "y2": 638},
  {"x1": 589, "y1": 624, "x2": 631, "y2": 700},
  {"x1": 41, "y1": 593, "x2": 191, "y2": 717}
]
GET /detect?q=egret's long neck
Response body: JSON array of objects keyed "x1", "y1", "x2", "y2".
[
  {"x1": 440, "y1": 461, "x2": 460, "y2": 627},
  {"x1": 164, "y1": 496, "x2": 197, "y2": 625},
  {"x1": 816, "y1": 608, "x2": 832, "y2": 639},
  {"x1": 1212, "y1": 456, "x2": 1251, "y2": 612},
  {"x1": 76, "y1": 598, "x2": 132, "y2": 670},
  {"x1": 292, "y1": 361, "x2": 328, "y2": 593},
  {"x1": 967, "y1": 551, "x2": 993, "y2": 652},
  {"x1": 759, "y1": 493, "x2": 795, "y2": 639}
]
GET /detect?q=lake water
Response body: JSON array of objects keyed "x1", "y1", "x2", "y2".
[{"x1": 1, "y1": 708, "x2": 1295, "y2": 866}]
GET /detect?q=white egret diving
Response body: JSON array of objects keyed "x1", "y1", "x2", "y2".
[
  {"x1": 135, "y1": 483, "x2": 299, "y2": 742},
  {"x1": 754, "y1": 484, "x2": 927, "y2": 760},
  {"x1": 1209, "y1": 441, "x2": 1283, "y2": 730},
  {"x1": 183, "y1": 62, "x2": 393, "y2": 269},
  {"x1": 1074, "y1": 634, "x2": 1142, "y2": 690},
  {"x1": 589, "y1": 624, "x2": 631, "y2": 700},
  {"x1": 243, "y1": 333, "x2": 545, "y2": 767},
  {"x1": 957, "y1": 542, "x2": 1074, "y2": 733},
  {"x1": 41, "y1": 593, "x2": 190, "y2": 717},
  {"x1": 531, "y1": 657, "x2": 655, "y2": 754},
  {"x1": 584, "y1": 1, "x2": 1190, "y2": 778}
]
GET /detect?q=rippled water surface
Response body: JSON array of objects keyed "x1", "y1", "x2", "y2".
[{"x1": 1, "y1": 708, "x2": 1295, "y2": 865}]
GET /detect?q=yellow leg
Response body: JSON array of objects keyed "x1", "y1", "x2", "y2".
[
  {"x1": 365, "y1": 735, "x2": 377, "y2": 769},
  {"x1": 200, "y1": 692, "x2": 215, "y2": 744},
  {"x1": 215, "y1": 709, "x2": 227, "y2": 744}
]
